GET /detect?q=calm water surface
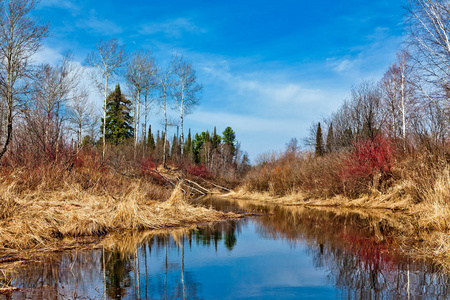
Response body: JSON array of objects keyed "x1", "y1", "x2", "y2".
[{"x1": 2, "y1": 198, "x2": 450, "y2": 299}]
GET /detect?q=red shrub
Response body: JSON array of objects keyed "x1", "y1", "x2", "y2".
[
  {"x1": 341, "y1": 134, "x2": 397, "y2": 195},
  {"x1": 188, "y1": 164, "x2": 212, "y2": 178},
  {"x1": 140, "y1": 157, "x2": 157, "y2": 175}
]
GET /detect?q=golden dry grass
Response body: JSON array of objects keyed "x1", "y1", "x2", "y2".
[{"x1": 0, "y1": 179, "x2": 241, "y2": 260}]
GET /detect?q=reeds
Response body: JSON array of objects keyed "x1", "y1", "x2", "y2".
[{"x1": 0, "y1": 164, "x2": 239, "y2": 257}]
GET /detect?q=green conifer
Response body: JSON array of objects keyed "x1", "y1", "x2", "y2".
[
  {"x1": 147, "y1": 125, "x2": 155, "y2": 151},
  {"x1": 101, "y1": 84, "x2": 134, "y2": 145},
  {"x1": 326, "y1": 123, "x2": 334, "y2": 153},
  {"x1": 315, "y1": 122, "x2": 325, "y2": 157}
]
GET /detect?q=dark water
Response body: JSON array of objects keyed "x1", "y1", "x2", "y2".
[{"x1": 2, "y1": 198, "x2": 450, "y2": 299}]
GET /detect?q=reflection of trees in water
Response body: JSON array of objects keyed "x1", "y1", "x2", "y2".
[
  {"x1": 5, "y1": 250, "x2": 105, "y2": 299},
  {"x1": 103, "y1": 250, "x2": 132, "y2": 299},
  {"x1": 245, "y1": 203, "x2": 450, "y2": 299},
  {"x1": 191, "y1": 220, "x2": 241, "y2": 251},
  {"x1": 5, "y1": 220, "x2": 242, "y2": 299}
]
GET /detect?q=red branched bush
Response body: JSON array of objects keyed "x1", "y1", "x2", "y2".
[
  {"x1": 140, "y1": 157, "x2": 157, "y2": 174},
  {"x1": 188, "y1": 164, "x2": 212, "y2": 178},
  {"x1": 341, "y1": 134, "x2": 397, "y2": 196}
]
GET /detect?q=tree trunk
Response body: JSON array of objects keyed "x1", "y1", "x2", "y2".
[{"x1": 103, "y1": 76, "x2": 108, "y2": 158}]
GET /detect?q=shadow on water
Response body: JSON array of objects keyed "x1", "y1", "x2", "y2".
[{"x1": 2, "y1": 197, "x2": 450, "y2": 299}]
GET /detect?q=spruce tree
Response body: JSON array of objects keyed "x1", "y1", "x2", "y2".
[
  {"x1": 171, "y1": 133, "x2": 179, "y2": 161},
  {"x1": 147, "y1": 125, "x2": 155, "y2": 151},
  {"x1": 315, "y1": 122, "x2": 325, "y2": 157},
  {"x1": 101, "y1": 84, "x2": 134, "y2": 145},
  {"x1": 184, "y1": 129, "x2": 192, "y2": 158},
  {"x1": 326, "y1": 122, "x2": 334, "y2": 153},
  {"x1": 222, "y1": 126, "x2": 236, "y2": 154},
  {"x1": 211, "y1": 126, "x2": 221, "y2": 148}
]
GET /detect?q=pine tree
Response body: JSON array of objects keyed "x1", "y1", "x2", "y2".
[
  {"x1": 211, "y1": 126, "x2": 221, "y2": 148},
  {"x1": 171, "y1": 133, "x2": 180, "y2": 161},
  {"x1": 101, "y1": 84, "x2": 133, "y2": 145},
  {"x1": 222, "y1": 126, "x2": 236, "y2": 154},
  {"x1": 147, "y1": 125, "x2": 155, "y2": 151},
  {"x1": 184, "y1": 128, "x2": 192, "y2": 159},
  {"x1": 315, "y1": 122, "x2": 325, "y2": 157},
  {"x1": 326, "y1": 123, "x2": 334, "y2": 153}
]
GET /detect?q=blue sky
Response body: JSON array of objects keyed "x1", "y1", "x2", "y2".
[{"x1": 35, "y1": 0, "x2": 408, "y2": 161}]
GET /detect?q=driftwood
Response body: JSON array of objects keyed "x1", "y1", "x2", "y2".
[
  {"x1": 196, "y1": 177, "x2": 232, "y2": 192},
  {"x1": 151, "y1": 169, "x2": 186, "y2": 193},
  {"x1": 183, "y1": 184, "x2": 205, "y2": 195},
  {"x1": 185, "y1": 178, "x2": 211, "y2": 193},
  {"x1": 144, "y1": 167, "x2": 232, "y2": 196}
]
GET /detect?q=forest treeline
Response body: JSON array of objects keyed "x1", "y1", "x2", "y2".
[
  {"x1": 244, "y1": 1, "x2": 450, "y2": 201},
  {"x1": 0, "y1": 0, "x2": 250, "y2": 190}
]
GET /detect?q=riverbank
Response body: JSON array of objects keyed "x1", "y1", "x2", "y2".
[{"x1": 0, "y1": 171, "x2": 241, "y2": 268}]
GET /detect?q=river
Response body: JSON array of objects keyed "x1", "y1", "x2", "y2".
[{"x1": 2, "y1": 197, "x2": 449, "y2": 299}]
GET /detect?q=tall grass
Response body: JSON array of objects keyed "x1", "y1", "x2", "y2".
[{"x1": 0, "y1": 148, "x2": 239, "y2": 254}]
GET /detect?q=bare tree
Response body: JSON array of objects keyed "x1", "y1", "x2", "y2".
[
  {"x1": 381, "y1": 50, "x2": 417, "y2": 141},
  {"x1": 68, "y1": 88, "x2": 92, "y2": 149},
  {"x1": 21, "y1": 54, "x2": 80, "y2": 160},
  {"x1": 172, "y1": 56, "x2": 202, "y2": 155},
  {"x1": 125, "y1": 50, "x2": 158, "y2": 153},
  {"x1": 408, "y1": 0, "x2": 450, "y2": 93},
  {"x1": 0, "y1": 0, "x2": 49, "y2": 159},
  {"x1": 158, "y1": 58, "x2": 175, "y2": 167},
  {"x1": 349, "y1": 81, "x2": 383, "y2": 139},
  {"x1": 84, "y1": 39, "x2": 127, "y2": 158}
]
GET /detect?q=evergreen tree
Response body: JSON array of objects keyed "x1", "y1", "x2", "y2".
[
  {"x1": 184, "y1": 128, "x2": 192, "y2": 158},
  {"x1": 193, "y1": 132, "x2": 203, "y2": 164},
  {"x1": 171, "y1": 133, "x2": 180, "y2": 160},
  {"x1": 211, "y1": 126, "x2": 221, "y2": 148},
  {"x1": 315, "y1": 122, "x2": 325, "y2": 157},
  {"x1": 204, "y1": 130, "x2": 211, "y2": 142},
  {"x1": 101, "y1": 84, "x2": 133, "y2": 145},
  {"x1": 147, "y1": 125, "x2": 155, "y2": 151},
  {"x1": 326, "y1": 123, "x2": 334, "y2": 153},
  {"x1": 222, "y1": 126, "x2": 236, "y2": 154},
  {"x1": 156, "y1": 130, "x2": 161, "y2": 145}
]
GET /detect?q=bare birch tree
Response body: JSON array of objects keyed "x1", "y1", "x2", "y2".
[
  {"x1": 158, "y1": 58, "x2": 175, "y2": 167},
  {"x1": 125, "y1": 50, "x2": 157, "y2": 153},
  {"x1": 381, "y1": 50, "x2": 417, "y2": 141},
  {"x1": 173, "y1": 56, "x2": 202, "y2": 155},
  {"x1": 84, "y1": 39, "x2": 126, "y2": 158},
  {"x1": 0, "y1": 0, "x2": 48, "y2": 159}
]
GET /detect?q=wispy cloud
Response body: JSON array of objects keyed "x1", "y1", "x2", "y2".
[
  {"x1": 76, "y1": 10, "x2": 123, "y2": 35},
  {"x1": 327, "y1": 57, "x2": 359, "y2": 73},
  {"x1": 39, "y1": 0, "x2": 80, "y2": 11},
  {"x1": 140, "y1": 18, "x2": 207, "y2": 38}
]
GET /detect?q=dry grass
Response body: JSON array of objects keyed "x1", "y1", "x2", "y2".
[{"x1": 0, "y1": 177, "x2": 240, "y2": 259}]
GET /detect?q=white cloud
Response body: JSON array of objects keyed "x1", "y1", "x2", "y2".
[
  {"x1": 140, "y1": 18, "x2": 206, "y2": 38},
  {"x1": 33, "y1": 46, "x2": 65, "y2": 65}
]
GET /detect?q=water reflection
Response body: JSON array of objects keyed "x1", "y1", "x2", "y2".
[{"x1": 2, "y1": 198, "x2": 450, "y2": 299}]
